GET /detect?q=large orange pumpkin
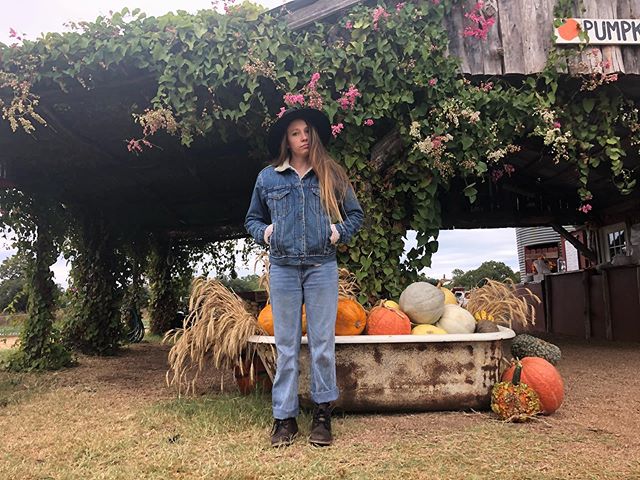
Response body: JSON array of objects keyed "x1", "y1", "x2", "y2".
[
  {"x1": 335, "y1": 298, "x2": 367, "y2": 335},
  {"x1": 257, "y1": 304, "x2": 307, "y2": 336},
  {"x1": 501, "y1": 357, "x2": 564, "y2": 414},
  {"x1": 365, "y1": 305, "x2": 411, "y2": 335}
]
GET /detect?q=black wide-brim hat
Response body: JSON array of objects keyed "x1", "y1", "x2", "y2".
[{"x1": 267, "y1": 107, "x2": 331, "y2": 158}]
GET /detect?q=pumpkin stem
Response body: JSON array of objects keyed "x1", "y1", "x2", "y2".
[{"x1": 512, "y1": 360, "x2": 523, "y2": 386}]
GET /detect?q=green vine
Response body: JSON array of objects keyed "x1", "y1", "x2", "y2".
[
  {"x1": 62, "y1": 211, "x2": 125, "y2": 355},
  {"x1": 148, "y1": 236, "x2": 195, "y2": 335},
  {"x1": 0, "y1": 191, "x2": 73, "y2": 370}
]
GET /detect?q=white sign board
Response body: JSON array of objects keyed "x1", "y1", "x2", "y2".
[
  {"x1": 565, "y1": 241, "x2": 579, "y2": 272},
  {"x1": 554, "y1": 18, "x2": 640, "y2": 44}
]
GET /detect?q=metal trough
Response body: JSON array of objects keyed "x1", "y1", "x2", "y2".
[{"x1": 249, "y1": 327, "x2": 515, "y2": 412}]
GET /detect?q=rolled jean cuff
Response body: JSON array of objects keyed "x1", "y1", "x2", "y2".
[
  {"x1": 273, "y1": 407, "x2": 300, "y2": 420},
  {"x1": 311, "y1": 387, "x2": 339, "y2": 404}
]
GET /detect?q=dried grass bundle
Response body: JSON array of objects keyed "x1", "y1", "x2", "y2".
[
  {"x1": 164, "y1": 278, "x2": 272, "y2": 396},
  {"x1": 466, "y1": 279, "x2": 540, "y2": 329},
  {"x1": 338, "y1": 268, "x2": 360, "y2": 299}
]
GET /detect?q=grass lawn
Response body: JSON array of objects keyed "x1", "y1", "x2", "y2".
[
  {"x1": 0, "y1": 337, "x2": 639, "y2": 479},
  {"x1": 0, "y1": 324, "x2": 21, "y2": 336}
]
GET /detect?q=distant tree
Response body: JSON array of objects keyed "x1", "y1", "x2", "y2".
[
  {"x1": 0, "y1": 253, "x2": 29, "y2": 312},
  {"x1": 219, "y1": 274, "x2": 262, "y2": 292},
  {"x1": 416, "y1": 273, "x2": 439, "y2": 286},
  {"x1": 451, "y1": 261, "x2": 519, "y2": 289},
  {"x1": 451, "y1": 268, "x2": 465, "y2": 279}
]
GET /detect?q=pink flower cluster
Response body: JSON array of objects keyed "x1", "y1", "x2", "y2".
[
  {"x1": 553, "y1": 121, "x2": 561, "y2": 129},
  {"x1": 431, "y1": 136, "x2": 445, "y2": 149},
  {"x1": 364, "y1": 119, "x2": 374, "y2": 126},
  {"x1": 305, "y1": 72, "x2": 324, "y2": 110},
  {"x1": 372, "y1": 6, "x2": 391, "y2": 31},
  {"x1": 395, "y1": 2, "x2": 406, "y2": 12},
  {"x1": 8, "y1": 27, "x2": 24, "y2": 42},
  {"x1": 463, "y1": 2, "x2": 496, "y2": 40},
  {"x1": 345, "y1": 20, "x2": 353, "y2": 30},
  {"x1": 127, "y1": 138, "x2": 153, "y2": 153},
  {"x1": 491, "y1": 163, "x2": 516, "y2": 183},
  {"x1": 331, "y1": 123, "x2": 344, "y2": 137},
  {"x1": 429, "y1": 78, "x2": 438, "y2": 86},
  {"x1": 479, "y1": 81, "x2": 494, "y2": 92},
  {"x1": 308, "y1": 72, "x2": 320, "y2": 89},
  {"x1": 283, "y1": 93, "x2": 305, "y2": 106},
  {"x1": 338, "y1": 84, "x2": 361, "y2": 110},
  {"x1": 277, "y1": 73, "x2": 325, "y2": 120},
  {"x1": 578, "y1": 203, "x2": 593, "y2": 214}
]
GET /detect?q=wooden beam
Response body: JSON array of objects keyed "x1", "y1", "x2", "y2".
[
  {"x1": 551, "y1": 223, "x2": 598, "y2": 262},
  {"x1": 285, "y1": 0, "x2": 363, "y2": 29}
]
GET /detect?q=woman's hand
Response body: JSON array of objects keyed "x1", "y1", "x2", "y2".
[
  {"x1": 330, "y1": 224, "x2": 340, "y2": 245},
  {"x1": 264, "y1": 224, "x2": 274, "y2": 244}
]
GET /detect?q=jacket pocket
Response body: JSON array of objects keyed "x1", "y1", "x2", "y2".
[{"x1": 266, "y1": 187, "x2": 292, "y2": 219}]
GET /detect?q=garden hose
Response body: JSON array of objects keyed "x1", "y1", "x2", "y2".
[{"x1": 126, "y1": 307, "x2": 145, "y2": 343}]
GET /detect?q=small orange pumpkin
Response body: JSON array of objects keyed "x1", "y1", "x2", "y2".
[
  {"x1": 365, "y1": 305, "x2": 411, "y2": 335},
  {"x1": 501, "y1": 357, "x2": 564, "y2": 414},
  {"x1": 234, "y1": 354, "x2": 273, "y2": 395},
  {"x1": 257, "y1": 304, "x2": 307, "y2": 336},
  {"x1": 335, "y1": 297, "x2": 367, "y2": 335}
]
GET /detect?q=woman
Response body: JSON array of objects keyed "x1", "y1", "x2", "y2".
[{"x1": 245, "y1": 107, "x2": 364, "y2": 447}]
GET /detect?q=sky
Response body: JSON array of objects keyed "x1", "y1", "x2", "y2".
[{"x1": 0, "y1": 1, "x2": 520, "y2": 285}]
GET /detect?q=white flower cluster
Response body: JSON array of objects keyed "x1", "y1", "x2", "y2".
[
  {"x1": 409, "y1": 121, "x2": 421, "y2": 139},
  {"x1": 440, "y1": 99, "x2": 481, "y2": 127},
  {"x1": 533, "y1": 108, "x2": 572, "y2": 163},
  {"x1": 415, "y1": 133, "x2": 453, "y2": 158},
  {"x1": 487, "y1": 144, "x2": 521, "y2": 163}
]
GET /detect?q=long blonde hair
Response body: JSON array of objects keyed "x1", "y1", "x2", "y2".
[{"x1": 275, "y1": 122, "x2": 351, "y2": 222}]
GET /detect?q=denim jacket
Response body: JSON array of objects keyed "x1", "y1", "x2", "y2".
[{"x1": 245, "y1": 161, "x2": 364, "y2": 266}]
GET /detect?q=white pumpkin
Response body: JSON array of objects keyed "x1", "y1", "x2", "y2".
[
  {"x1": 399, "y1": 282, "x2": 445, "y2": 325},
  {"x1": 435, "y1": 304, "x2": 476, "y2": 334}
]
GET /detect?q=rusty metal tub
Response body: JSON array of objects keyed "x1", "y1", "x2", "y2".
[{"x1": 248, "y1": 326, "x2": 515, "y2": 412}]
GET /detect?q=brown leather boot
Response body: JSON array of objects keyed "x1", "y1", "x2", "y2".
[
  {"x1": 309, "y1": 402, "x2": 333, "y2": 446},
  {"x1": 270, "y1": 417, "x2": 298, "y2": 447}
]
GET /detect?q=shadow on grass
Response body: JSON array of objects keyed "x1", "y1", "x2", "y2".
[
  {"x1": 0, "y1": 368, "x2": 53, "y2": 408},
  {"x1": 153, "y1": 390, "x2": 275, "y2": 434}
]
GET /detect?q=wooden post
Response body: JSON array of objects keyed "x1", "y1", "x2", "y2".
[
  {"x1": 543, "y1": 275, "x2": 552, "y2": 333},
  {"x1": 582, "y1": 270, "x2": 592, "y2": 340},
  {"x1": 602, "y1": 270, "x2": 613, "y2": 340}
]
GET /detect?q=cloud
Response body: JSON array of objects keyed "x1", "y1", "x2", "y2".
[
  {"x1": 1, "y1": 0, "x2": 287, "y2": 44},
  {"x1": 405, "y1": 229, "x2": 518, "y2": 280}
]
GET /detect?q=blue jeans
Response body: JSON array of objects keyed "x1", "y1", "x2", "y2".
[{"x1": 269, "y1": 261, "x2": 339, "y2": 419}]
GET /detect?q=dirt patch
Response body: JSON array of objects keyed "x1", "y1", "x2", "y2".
[{"x1": 0, "y1": 336, "x2": 19, "y2": 350}]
